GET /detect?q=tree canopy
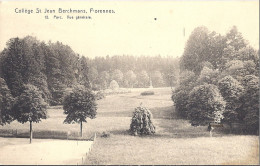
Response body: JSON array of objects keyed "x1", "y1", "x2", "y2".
[
  {"x1": 12, "y1": 84, "x2": 48, "y2": 123},
  {"x1": 173, "y1": 25, "x2": 259, "y2": 134},
  {"x1": 0, "y1": 78, "x2": 14, "y2": 125},
  {"x1": 63, "y1": 86, "x2": 97, "y2": 124}
]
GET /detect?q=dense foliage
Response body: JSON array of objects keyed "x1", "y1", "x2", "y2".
[
  {"x1": 187, "y1": 84, "x2": 225, "y2": 126},
  {"x1": 0, "y1": 78, "x2": 14, "y2": 125},
  {"x1": 130, "y1": 106, "x2": 155, "y2": 135},
  {"x1": 0, "y1": 36, "x2": 90, "y2": 105},
  {"x1": 63, "y1": 86, "x2": 97, "y2": 124},
  {"x1": 173, "y1": 26, "x2": 259, "y2": 134},
  {"x1": 218, "y1": 76, "x2": 244, "y2": 123},
  {"x1": 0, "y1": 36, "x2": 179, "y2": 106},
  {"x1": 240, "y1": 75, "x2": 259, "y2": 133},
  {"x1": 12, "y1": 84, "x2": 48, "y2": 124}
]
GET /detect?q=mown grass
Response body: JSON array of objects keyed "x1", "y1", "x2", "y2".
[{"x1": 86, "y1": 134, "x2": 258, "y2": 165}]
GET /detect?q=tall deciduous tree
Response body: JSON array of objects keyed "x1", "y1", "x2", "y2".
[
  {"x1": 99, "y1": 71, "x2": 110, "y2": 89},
  {"x1": 12, "y1": 84, "x2": 48, "y2": 143},
  {"x1": 44, "y1": 42, "x2": 66, "y2": 105},
  {"x1": 137, "y1": 70, "x2": 149, "y2": 88},
  {"x1": 63, "y1": 86, "x2": 97, "y2": 137},
  {"x1": 2, "y1": 37, "x2": 50, "y2": 101},
  {"x1": 111, "y1": 69, "x2": 123, "y2": 86},
  {"x1": 151, "y1": 70, "x2": 164, "y2": 87},
  {"x1": 225, "y1": 26, "x2": 248, "y2": 51},
  {"x1": 88, "y1": 67, "x2": 99, "y2": 90},
  {"x1": 0, "y1": 78, "x2": 14, "y2": 125},
  {"x1": 180, "y1": 26, "x2": 210, "y2": 74},
  {"x1": 78, "y1": 56, "x2": 90, "y2": 88},
  {"x1": 124, "y1": 70, "x2": 136, "y2": 88},
  {"x1": 2, "y1": 37, "x2": 28, "y2": 97}
]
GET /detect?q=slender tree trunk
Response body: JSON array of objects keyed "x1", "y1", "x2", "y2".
[
  {"x1": 30, "y1": 121, "x2": 33, "y2": 144},
  {"x1": 209, "y1": 130, "x2": 212, "y2": 137},
  {"x1": 80, "y1": 121, "x2": 83, "y2": 137}
]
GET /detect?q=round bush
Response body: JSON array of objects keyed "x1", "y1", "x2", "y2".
[
  {"x1": 130, "y1": 106, "x2": 155, "y2": 135},
  {"x1": 109, "y1": 80, "x2": 119, "y2": 90}
]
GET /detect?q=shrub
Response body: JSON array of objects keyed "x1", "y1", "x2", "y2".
[
  {"x1": 140, "y1": 91, "x2": 154, "y2": 96},
  {"x1": 130, "y1": 106, "x2": 155, "y2": 135},
  {"x1": 109, "y1": 80, "x2": 119, "y2": 90},
  {"x1": 172, "y1": 89, "x2": 189, "y2": 118},
  {"x1": 187, "y1": 84, "x2": 225, "y2": 126},
  {"x1": 101, "y1": 131, "x2": 111, "y2": 138}
]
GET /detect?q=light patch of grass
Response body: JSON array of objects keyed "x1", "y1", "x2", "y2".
[{"x1": 86, "y1": 135, "x2": 258, "y2": 165}]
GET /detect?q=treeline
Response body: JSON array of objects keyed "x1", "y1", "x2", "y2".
[
  {"x1": 0, "y1": 36, "x2": 180, "y2": 107},
  {"x1": 85, "y1": 55, "x2": 179, "y2": 90},
  {"x1": 0, "y1": 36, "x2": 90, "y2": 105},
  {"x1": 172, "y1": 26, "x2": 259, "y2": 134}
]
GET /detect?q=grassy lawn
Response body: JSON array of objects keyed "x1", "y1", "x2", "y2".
[
  {"x1": 86, "y1": 134, "x2": 258, "y2": 165},
  {"x1": 84, "y1": 87, "x2": 259, "y2": 165},
  {"x1": 0, "y1": 87, "x2": 259, "y2": 165}
]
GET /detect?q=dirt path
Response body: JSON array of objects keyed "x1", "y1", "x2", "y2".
[{"x1": 0, "y1": 137, "x2": 93, "y2": 165}]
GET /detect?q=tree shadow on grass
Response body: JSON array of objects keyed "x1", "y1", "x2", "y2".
[
  {"x1": 150, "y1": 106, "x2": 176, "y2": 119},
  {"x1": 155, "y1": 118, "x2": 234, "y2": 139},
  {"x1": 103, "y1": 129, "x2": 131, "y2": 136},
  {"x1": 107, "y1": 127, "x2": 230, "y2": 139},
  {"x1": 148, "y1": 106, "x2": 232, "y2": 138},
  {"x1": 106, "y1": 106, "x2": 232, "y2": 139}
]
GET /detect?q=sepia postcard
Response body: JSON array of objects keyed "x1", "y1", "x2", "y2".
[{"x1": 0, "y1": 0, "x2": 259, "y2": 165}]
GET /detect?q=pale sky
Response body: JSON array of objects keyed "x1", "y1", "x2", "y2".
[{"x1": 0, "y1": 0, "x2": 259, "y2": 58}]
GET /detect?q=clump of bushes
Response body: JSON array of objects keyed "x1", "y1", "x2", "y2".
[
  {"x1": 95, "y1": 91, "x2": 105, "y2": 100},
  {"x1": 130, "y1": 106, "x2": 155, "y2": 136},
  {"x1": 100, "y1": 131, "x2": 111, "y2": 138},
  {"x1": 187, "y1": 83, "x2": 225, "y2": 126},
  {"x1": 140, "y1": 91, "x2": 154, "y2": 96}
]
